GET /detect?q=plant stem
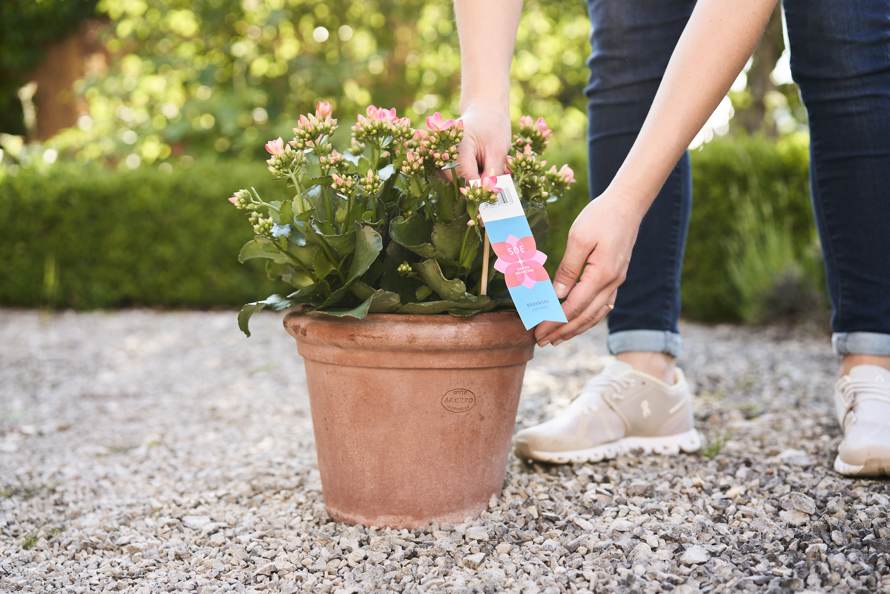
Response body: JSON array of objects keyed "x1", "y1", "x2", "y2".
[{"x1": 480, "y1": 231, "x2": 490, "y2": 296}]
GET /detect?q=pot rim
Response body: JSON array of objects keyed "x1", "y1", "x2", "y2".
[
  {"x1": 285, "y1": 309, "x2": 521, "y2": 323},
  {"x1": 284, "y1": 309, "x2": 535, "y2": 367}
]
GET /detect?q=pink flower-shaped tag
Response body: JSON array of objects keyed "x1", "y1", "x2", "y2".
[{"x1": 492, "y1": 234, "x2": 549, "y2": 289}]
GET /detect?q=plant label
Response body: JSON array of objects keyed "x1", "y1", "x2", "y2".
[{"x1": 478, "y1": 174, "x2": 567, "y2": 330}]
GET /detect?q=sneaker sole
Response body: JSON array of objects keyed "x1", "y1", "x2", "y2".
[
  {"x1": 833, "y1": 455, "x2": 890, "y2": 477},
  {"x1": 515, "y1": 429, "x2": 702, "y2": 464}
]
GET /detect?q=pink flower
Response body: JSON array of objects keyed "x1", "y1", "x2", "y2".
[
  {"x1": 492, "y1": 234, "x2": 549, "y2": 289},
  {"x1": 518, "y1": 115, "x2": 534, "y2": 128},
  {"x1": 557, "y1": 164, "x2": 574, "y2": 184},
  {"x1": 535, "y1": 117, "x2": 552, "y2": 138},
  {"x1": 366, "y1": 105, "x2": 398, "y2": 122},
  {"x1": 264, "y1": 137, "x2": 285, "y2": 156},
  {"x1": 228, "y1": 194, "x2": 238, "y2": 205},
  {"x1": 425, "y1": 112, "x2": 460, "y2": 131},
  {"x1": 459, "y1": 175, "x2": 503, "y2": 202},
  {"x1": 479, "y1": 175, "x2": 502, "y2": 193},
  {"x1": 315, "y1": 100, "x2": 332, "y2": 118}
]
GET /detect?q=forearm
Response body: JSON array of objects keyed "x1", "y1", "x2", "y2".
[
  {"x1": 609, "y1": 0, "x2": 778, "y2": 216},
  {"x1": 454, "y1": 0, "x2": 523, "y2": 110}
]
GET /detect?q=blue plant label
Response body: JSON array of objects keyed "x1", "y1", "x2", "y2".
[{"x1": 478, "y1": 175, "x2": 567, "y2": 330}]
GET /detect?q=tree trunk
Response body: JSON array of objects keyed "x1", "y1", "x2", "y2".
[
  {"x1": 734, "y1": 6, "x2": 785, "y2": 136},
  {"x1": 28, "y1": 19, "x2": 107, "y2": 141}
]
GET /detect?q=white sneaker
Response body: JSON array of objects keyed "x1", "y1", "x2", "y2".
[
  {"x1": 514, "y1": 357, "x2": 702, "y2": 464},
  {"x1": 833, "y1": 364, "x2": 890, "y2": 477}
]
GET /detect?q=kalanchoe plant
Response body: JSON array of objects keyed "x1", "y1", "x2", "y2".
[{"x1": 231, "y1": 101, "x2": 575, "y2": 336}]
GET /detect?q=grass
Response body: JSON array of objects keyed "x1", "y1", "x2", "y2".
[
  {"x1": 21, "y1": 534, "x2": 38, "y2": 550},
  {"x1": 701, "y1": 433, "x2": 731, "y2": 459}
]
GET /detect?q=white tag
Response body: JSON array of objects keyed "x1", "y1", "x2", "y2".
[{"x1": 477, "y1": 175, "x2": 525, "y2": 223}]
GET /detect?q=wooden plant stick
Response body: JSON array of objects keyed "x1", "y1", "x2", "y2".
[{"x1": 481, "y1": 230, "x2": 490, "y2": 296}]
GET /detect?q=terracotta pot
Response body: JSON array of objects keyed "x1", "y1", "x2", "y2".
[{"x1": 284, "y1": 311, "x2": 535, "y2": 528}]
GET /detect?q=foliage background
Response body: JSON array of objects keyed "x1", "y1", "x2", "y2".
[{"x1": 1, "y1": 0, "x2": 825, "y2": 324}]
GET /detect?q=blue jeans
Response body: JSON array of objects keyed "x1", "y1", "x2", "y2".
[{"x1": 585, "y1": 0, "x2": 890, "y2": 358}]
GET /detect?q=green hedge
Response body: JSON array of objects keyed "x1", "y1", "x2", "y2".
[
  {"x1": 685, "y1": 134, "x2": 819, "y2": 321},
  {"x1": 545, "y1": 134, "x2": 820, "y2": 322},
  {"x1": 0, "y1": 160, "x2": 279, "y2": 308},
  {"x1": 1, "y1": 135, "x2": 822, "y2": 320}
]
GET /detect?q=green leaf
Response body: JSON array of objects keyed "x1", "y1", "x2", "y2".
[
  {"x1": 312, "y1": 248, "x2": 337, "y2": 280},
  {"x1": 368, "y1": 290, "x2": 401, "y2": 312},
  {"x1": 237, "y1": 294, "x2": 294, "y2": 337},
  {"x1": 316, "y1": 225, "x2": 383, "y2": 308},
  {"x1": 238, "y1": 238, "x2": 293, "y2": 265},
  {"x1": 265, "y1": 262, "x2": 314, "y2": 289},
  {"x1": 397, "y1": 297, "x2": 494, "y2": 314},
  {"x1": 350, "y1": 281, "x2": 402, "y2": 313},
  {"x1": 390, "y1": 214, "x2": 436, "y2": 258},
  {"x1": 310, "y1": 295, "x2": 373, "y2": 319},
  {"x1": 347, "y1": 225, "x2": 384, "y2": 279},
  {"x1": 413, "y1": 258, "x2": 468, "y2": 301},
  {"x1": 288, "y1": 283, "x2": 323, "y2": 303},
  {"x1": 304, "y1": 175, "x2": 333, "y2": 189},
  {"x1": 431, "y1": 219, "x2": 466, "y2": 263},
  {"x1": 288, "y1": 244, "x2": 318, "y2": 269},
  {"x1": 281, "y1": 268, "x2": 315, "y2": 289},
  {"x1": 309, "y1": 222, "x2": 356, "y2": 258},
  {"x1": 279, "y1": 199, "x2": 293, "y2": 226},
  {"x1": 527, "y1": 204, "x2": 550, "y2": 238},
  {"x1": 430, "y1": 177, "x2": 462, "y2": 222}
]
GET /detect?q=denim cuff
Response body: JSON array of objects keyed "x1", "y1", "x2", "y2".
[
  {"x1": 832, "y1": 332, "x2": 890, "y2": 356},
  {"x1": 607, "y1": 330, "x2": 682, "y2": 358}
]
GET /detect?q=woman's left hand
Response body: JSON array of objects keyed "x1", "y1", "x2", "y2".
[{"x1": 535, "y1": 190, "x2": 644, "y2": 346}]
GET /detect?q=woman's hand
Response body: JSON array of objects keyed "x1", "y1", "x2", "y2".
[
  {"x1": 457, "y1": 102, "x2": 512, "y2": 179},
  {"x1": 535, "y1": 191, "x2": 644, "y2": 346}
]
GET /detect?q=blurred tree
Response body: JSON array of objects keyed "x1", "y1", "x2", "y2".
[
  {"x1": 0, "y1": 0, "x2": 98, "y2": 135},
  {"x1": 8, "y1": 0, "x2": 808, "y2": 168},
  {"x1": 38, "y1": 0, "x2": 590, "y2": 166},
  {"x1": 730, "y1": 6, "x2": 807, "y2": 137}
]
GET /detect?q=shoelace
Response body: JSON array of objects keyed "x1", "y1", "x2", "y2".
[
  {"x1": 572, "y1": 374, "x2": 638, "y2": 415},
  {"x1": 837, "y1": 376, "x2": 890, "y2": 424}
]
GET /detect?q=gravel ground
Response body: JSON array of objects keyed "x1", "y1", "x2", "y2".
[{"x1": 1, "y1": 309, "x2": 889, "y2": 593}]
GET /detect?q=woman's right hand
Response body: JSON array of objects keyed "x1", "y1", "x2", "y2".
[{"x1": 457, "y1": 102, "x2": 512, "y2": 179}]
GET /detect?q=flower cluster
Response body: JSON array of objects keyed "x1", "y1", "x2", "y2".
[
  {"x1": 352, "y1": 105, "x2": 413, "y2": 148},
  {"x1": 545, "y1": 164, "x2": 575, "y2": 197},
  {"x1": 459, "y1": 175, "x2": 502, "y2": 204},
  {"x1": 360, "y1": 169, "x2": 383, "y2": 196},
  {"x1": 512, "y1": 115, "x2": 552, "y2": 153},
  {"x1": 399, "y1": 149, "x2": 424, "y2": 175},
  {"x1": 291, "y1": 101, "x2": 338, "y2": 150},
  {"x1": 228, "y1": 188, "x2": 252, "y2": 210},
  {"x1": 421, "y1": 113, "x2": 463, "y2": 169},
  {"x1": 507, "y1": 144, "x2": 549, "y2": 198},
  {"x1": 331, "y1": 172, "x2": 357, "y2": 197},
  {"x1": 264, "y1": 137, "x2": 306, "y2": 178},
  {"x1": 248, "y1": 211, "x2": 274, "y2": 236},
  {"x1": 230, "y1": 102, "x2": 576, "y2": 333},
  {"x1": 318, "y1": 149, "x2": 344, "y2": 174}
]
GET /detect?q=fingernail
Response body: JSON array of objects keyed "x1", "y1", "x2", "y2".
[
  {"x1": 554, "y1": 282, "x2": 567, "y2": 299},
  {"x1": 552, "y1": 340, "x2": 563, "y2": 347}
]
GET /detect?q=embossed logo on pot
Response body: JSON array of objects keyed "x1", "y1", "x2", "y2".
[{"x1": 441, "y1": 388, "x2": 476, "y2": 413}]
